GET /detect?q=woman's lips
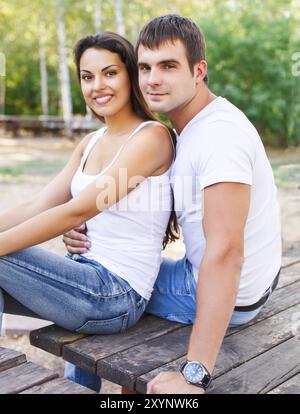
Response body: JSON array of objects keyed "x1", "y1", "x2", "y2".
[{"x1": 93, "y1": 95, "x2": 113, "y2": 106}]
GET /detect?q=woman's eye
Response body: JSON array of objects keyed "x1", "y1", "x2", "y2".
[
  {"x1": 105, "y1": 71, "x2": 117, "y2": 77},
  {"x1": 81, "y1": 75, "x2": 92, "y2": 81}
]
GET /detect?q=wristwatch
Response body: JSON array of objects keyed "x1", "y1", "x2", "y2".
[{"x1": 180, "y1": 360, "x2": 213, "y2": 389}]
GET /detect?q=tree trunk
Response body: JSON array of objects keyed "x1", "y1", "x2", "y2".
[
  {"x1": 39, "y1": 24, "x2": 49, "y2": 116},
  {"x1": 0, "y1": 53, "x2": 6, "y2": 115},
  {"x1": 95, "y1": 0, "x2": 102, "y2": 33},
  {"x1": 56, "y1": 0, "x2": 73, "y2": 140},
  {"x1": 114, "y1": 0, "x2": 125, "y2": 37}
]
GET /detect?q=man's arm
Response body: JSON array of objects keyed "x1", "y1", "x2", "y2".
[{"x1": 147, "y1": 182, "x2": 250, "y2": 394}]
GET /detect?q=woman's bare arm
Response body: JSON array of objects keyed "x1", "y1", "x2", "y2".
[
  {"x1": 0, "y1": 132, "x2": 94, "y2": 233},
  {"x1": 0, "y1": 125, "x2": 172, "y2": 255}
]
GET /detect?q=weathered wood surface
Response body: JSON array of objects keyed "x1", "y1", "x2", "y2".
[
  {"x1": 29, "y1": 256, "x2": 300, "y2": 394},
  {"x1": 30, "y1": 324, "x2": 87, "y2": 356},
  {"x1": 208, "y1": 336, "x2": 300, "y2": 394},
  {"x1": 0, "y1": 347, "x2": 96, "y2": 394},
  {"x1": 0, "y1": 347, "x2": 26, "y2": 373},
  {"x1": 63, "y1": 315, "x2": 184, "y2": 373},
  {"x1": 0, "y1": 362, "x2": 58, "y2": 394},
  {"x1": 268, "y1": 373, "x2": 300, "y2": 394},
  {"x1": 31, "y1": 315, "x2": 184, "y2": 365},
  {"x1": 97, "y1": 326, "x2": 192, "y2": 389},
  {"x1": 136, "y1": 302, "x2": 300, "y2": 392},
  {"x1": 20, "y1": 377, "x2": 96, "y2": 394}
]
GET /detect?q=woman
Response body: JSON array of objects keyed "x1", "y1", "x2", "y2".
[{"x1": 0, "y1": 32, "x2": 177, "y2": 390}]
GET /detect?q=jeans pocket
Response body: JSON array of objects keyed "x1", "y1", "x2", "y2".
[{"x1": 75, "y1": 312, "x2": 129, "y2": 334}]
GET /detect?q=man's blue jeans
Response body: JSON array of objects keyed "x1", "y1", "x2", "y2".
[
  {"x1": 0, "y1": 247, "x2": 148, "y2": 393},
  {"x1": 65, "y1": 255, "x2": 276, "y2": 391}
]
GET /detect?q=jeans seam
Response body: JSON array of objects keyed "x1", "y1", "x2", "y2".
[{"x1": 0, "y1": 255, "x2": 128, "y2": 299}]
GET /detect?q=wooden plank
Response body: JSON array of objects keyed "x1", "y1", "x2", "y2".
[
  {"x1": 276, "y1": 262, "x2": 300, "y2": 289},
  {"x1": 207, "y1": 336, "x2": 300, "y2": 394},
  {"x1": 0, "y1": 347, "x2": 26, "y2": 373},
  {"x1": 20, "y1": 377, "x2": 96, "y2": 394},
  {"x1": 135, "y1": 303, "x2": 300, "y2": 393},
  {"x1": 214, "y1": 303, "x2": 300, "y2": 377},
  {"x1": 0, "y1": 362, "x2": 58, "y2": 394},
  {"x1": 63, "y1": 315, "x2": 184, "y2": 373},
  {"x1": 30, "y1": 324, "x2": 88, "y2": 356},
  {"x1": 281, "y1": 243, "x2": 300, "y2": 267},
  {"x1": 96, "y1": 325, "x2": 192, "y2": 389},
  {"x1": 281, "y1": 257, "x2": 300, "y2": 268},
  {"x1": 135, "y1": 355, "x2": 186, "y2": 393},
  {"x1": 268, "y1": 373, "x2": 300, "y2": 394},
  {"x1": 228, "y1": 278, "x2": 300, "y2": 335}
]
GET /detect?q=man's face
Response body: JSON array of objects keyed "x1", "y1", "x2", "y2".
[{"x1": 138, "y1": 40, "x2": 197, "y2": 115}]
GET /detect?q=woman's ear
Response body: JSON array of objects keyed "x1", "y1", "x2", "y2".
[{"x1": 195, "y1": 60, "x2": 207, "y2": 84}]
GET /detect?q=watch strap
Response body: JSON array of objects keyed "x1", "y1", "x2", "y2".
[{"x1": 181, "y1": 360, "x2": 213, "y2": 389}]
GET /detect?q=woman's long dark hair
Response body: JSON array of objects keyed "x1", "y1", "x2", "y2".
[{"x1": 74, "y1": 32, "x2": 179, "y2": 248}]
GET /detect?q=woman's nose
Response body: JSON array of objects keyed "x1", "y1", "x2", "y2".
[{"x1": 93, "y1": 75, "x2": 106, "y2": 91}]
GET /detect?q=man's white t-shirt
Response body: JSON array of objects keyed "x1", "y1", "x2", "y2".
[{"x1": 171, "y1": 96, "x2": 281, "y2": 306}]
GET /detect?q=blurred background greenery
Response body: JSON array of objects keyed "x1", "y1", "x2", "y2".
[{"x1": 0, "y1": 0, "x2": 299, "y2": 147}]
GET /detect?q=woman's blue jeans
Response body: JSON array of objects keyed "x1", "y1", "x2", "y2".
[{"x1": 0, "y1": 246, "x2": 148, "y2": 392}]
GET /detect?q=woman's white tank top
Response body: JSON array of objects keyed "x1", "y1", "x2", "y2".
[{"x1": 70, "y1": 121, "x2": 174, "y2": 299}]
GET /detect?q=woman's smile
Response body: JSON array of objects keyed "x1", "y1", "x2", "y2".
[{"x1": 93, "y1": 95, "x2": 114, "y2": 106}]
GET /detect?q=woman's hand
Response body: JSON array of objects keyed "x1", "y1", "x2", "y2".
[{"x1": 62, "y1": 223, "x2": 91, "y2": 254}]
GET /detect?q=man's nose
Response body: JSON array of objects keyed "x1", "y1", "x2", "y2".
[{"x1": 147, "y1": 68, "x2": 162, "y2": 86}]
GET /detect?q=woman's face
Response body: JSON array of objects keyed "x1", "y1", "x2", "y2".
[{"x1": 79, "y1": 48, "x2": 132, "y2": 119}]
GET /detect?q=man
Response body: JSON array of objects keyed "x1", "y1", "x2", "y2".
[{"x1": 64, "y1": 15, "x2": 281, "y2": 393}]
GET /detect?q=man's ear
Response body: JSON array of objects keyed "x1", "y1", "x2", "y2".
[{"x1": 194, "y1": 60, "x2": 207, "y2": 84}]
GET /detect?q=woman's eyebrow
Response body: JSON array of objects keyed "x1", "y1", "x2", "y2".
[
  {"x1": 80, "y1": 65, "x2": 119, "y2": 73},
  {"x1": 101, "y1": 64, "x2": 119, "y2": 71}
]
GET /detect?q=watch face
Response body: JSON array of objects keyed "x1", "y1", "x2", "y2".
[{"x1": 184, "y1": 362, "x2": 204, "y2": 383}]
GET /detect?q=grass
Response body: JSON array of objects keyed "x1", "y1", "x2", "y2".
[
  {"x1": 271, "y1": 160, "x2": 300, "y2": 189},
  {"x1": 1, "y1": 158, "x2": 299, "y2": 188},
  {"x1": 0, "y1": 160, "x2": 65, "y2": 183}
]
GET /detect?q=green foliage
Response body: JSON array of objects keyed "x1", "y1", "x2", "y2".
[
  {"x1": 201, "y1": 0, "x2": 297, "y2": 147},
  {"x1": 0, "y1": 0, "x2": 299, "y2": 146}
]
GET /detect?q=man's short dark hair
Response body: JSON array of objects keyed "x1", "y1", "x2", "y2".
[{"x1": 136, "y1": 14, "x2": 208, "y2": 84}]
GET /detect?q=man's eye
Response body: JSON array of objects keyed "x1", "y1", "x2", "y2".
[
  {"x1": 139, "y1": 66, "x2": 150, "y2": 72},
  {"x1": 164, "y1": 64, "x2": 175, "y2": 69}
]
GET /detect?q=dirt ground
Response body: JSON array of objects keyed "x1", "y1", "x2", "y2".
[{"x1": 0, "y1": 135, "x2": 299, "y2": 393}]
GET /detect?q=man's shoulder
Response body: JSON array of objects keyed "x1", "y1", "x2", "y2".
[
  {"x1": 183, "y1": 109, "x2": 257, "y2": 145},
  {"x1": 184, "y1": 97, "x2": 253, "y2": 134}
]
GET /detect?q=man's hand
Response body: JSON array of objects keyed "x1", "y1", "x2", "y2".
[
  {"x1": 62, "y1": 223, "x2": 91, "y2": 254},
  {"x1": 147, "y1": 371, "x2": 205, "y2": 394}
]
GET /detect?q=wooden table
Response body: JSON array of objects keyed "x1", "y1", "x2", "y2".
[{"x1": 30, "y1": 251, "x2": 300, "y2": 394}]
